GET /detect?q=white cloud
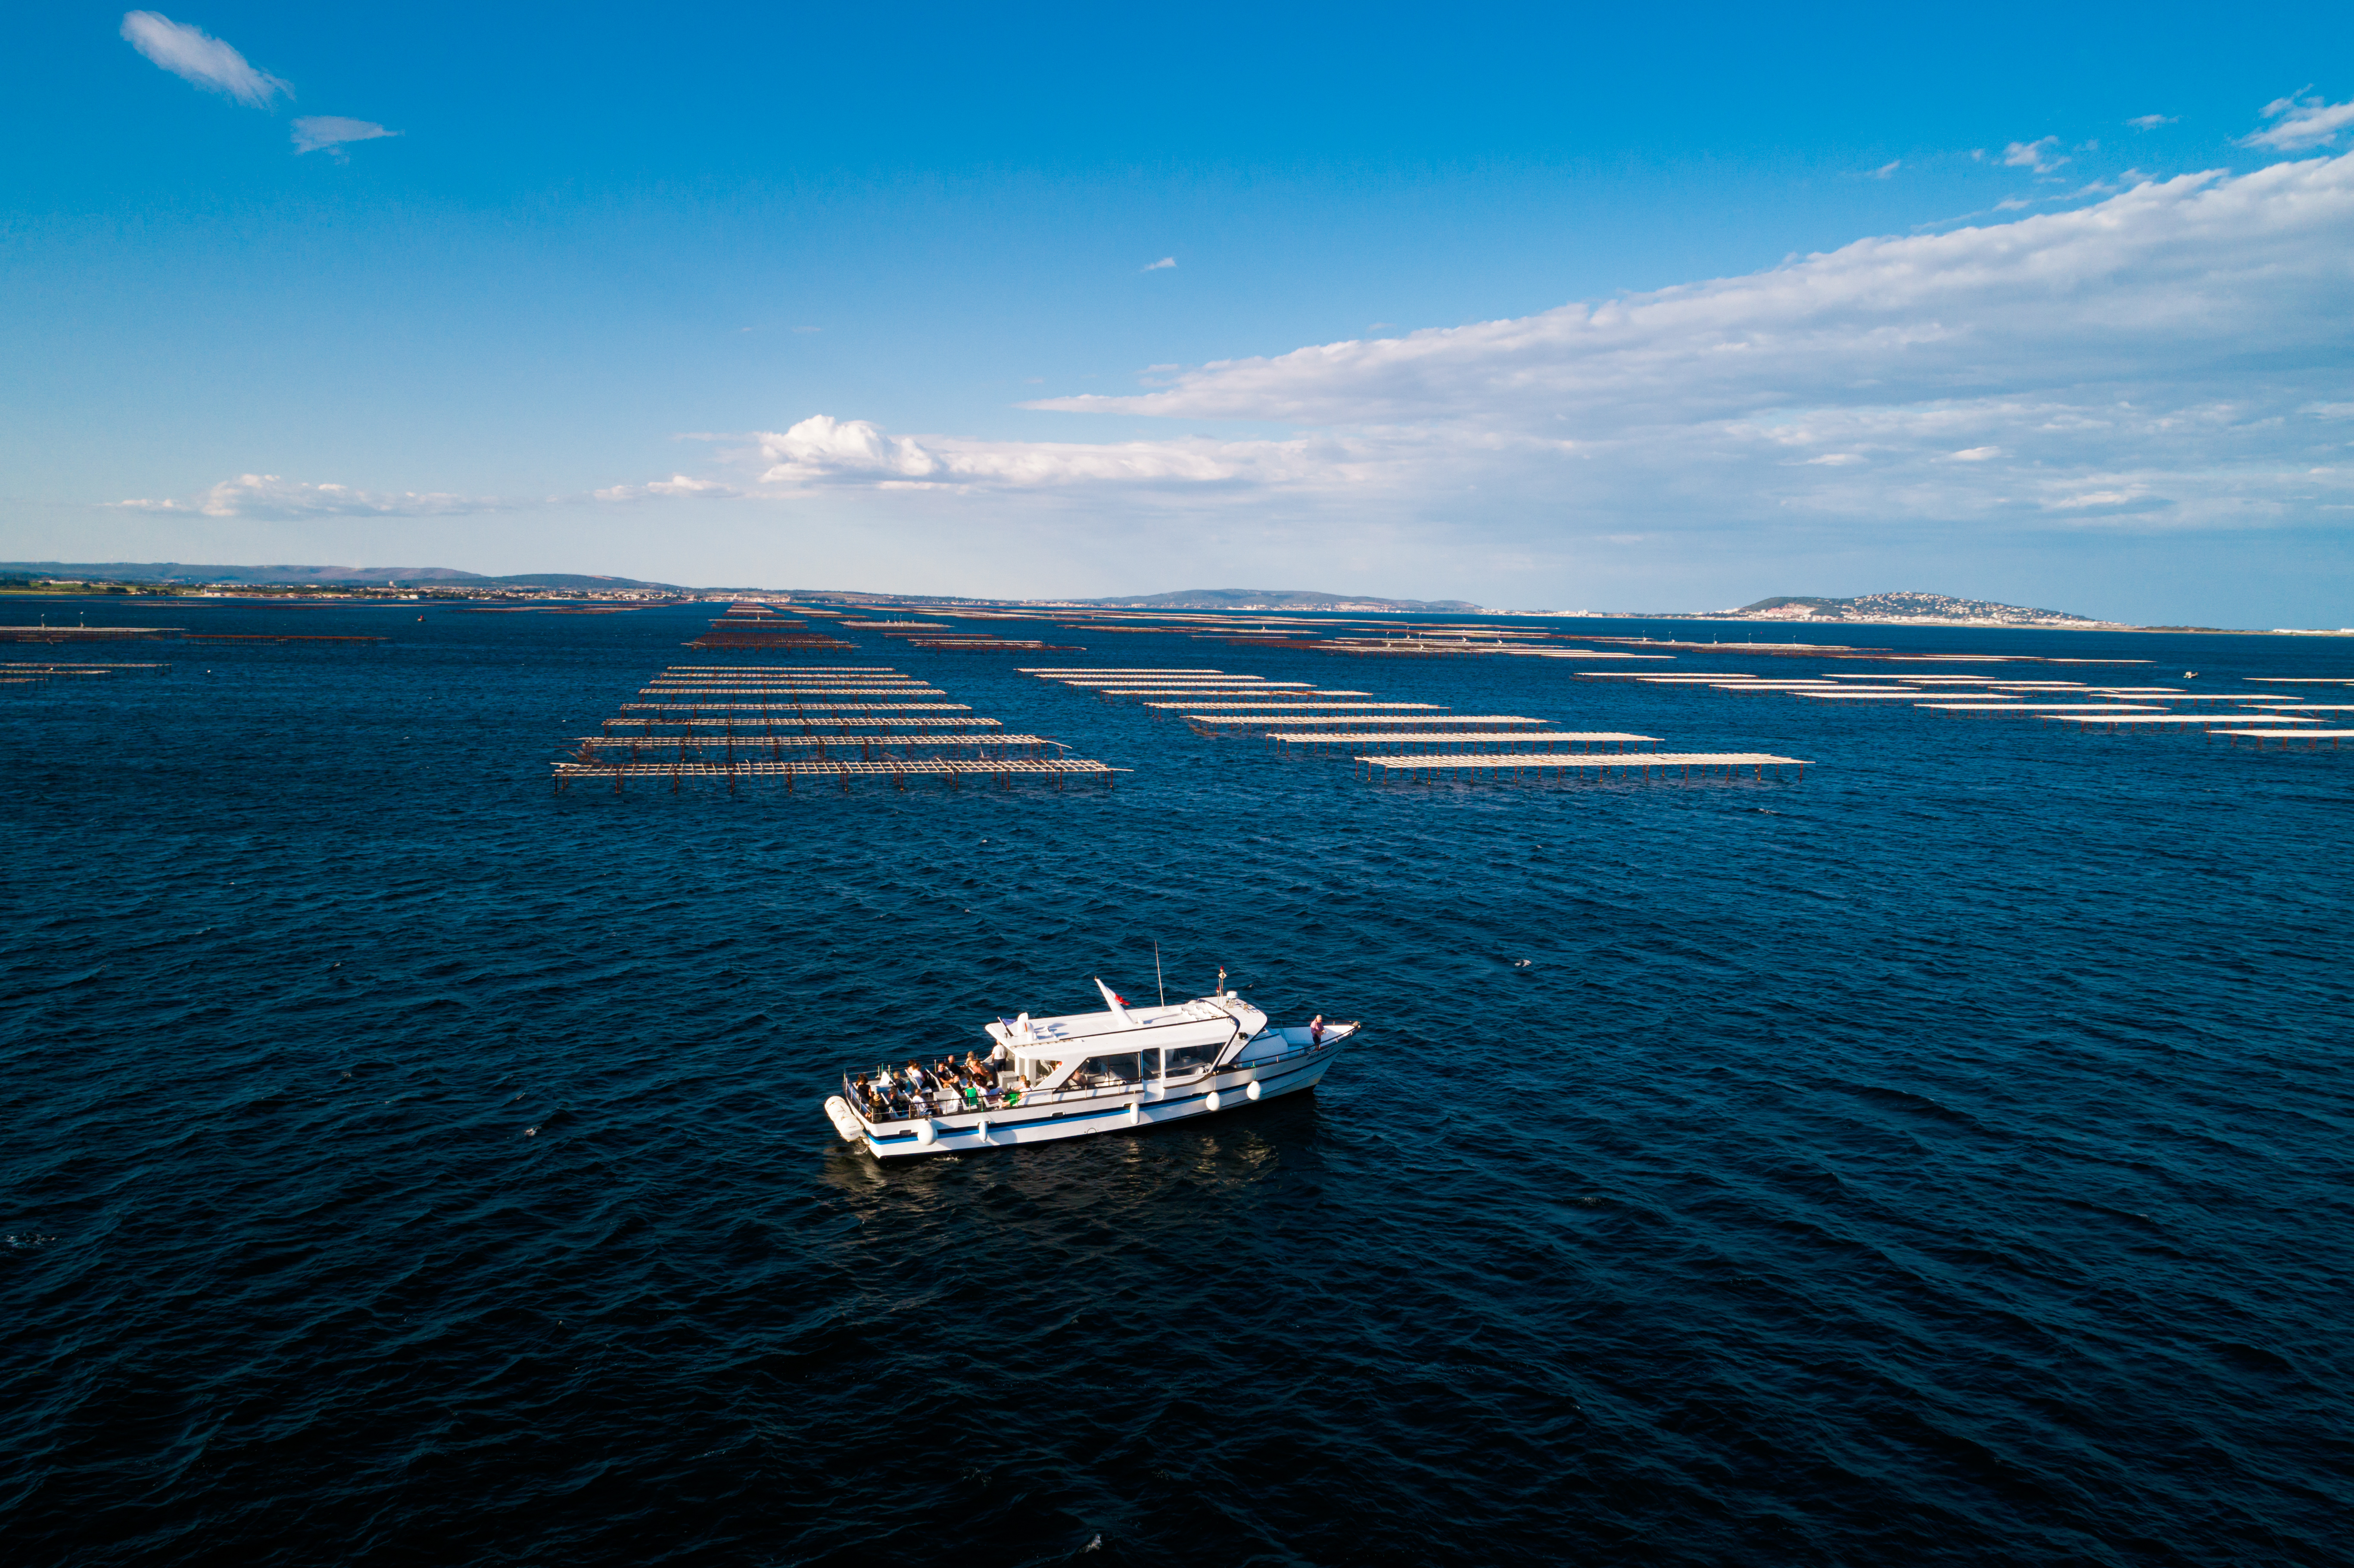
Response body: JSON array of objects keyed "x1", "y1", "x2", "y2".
[
  {"x1": 2003, "y1": 136, "x2": 2067, "y2": 172},
  {"x1": 1026, "y1": 157, "x2": 2354, "y2": 434},
  {"x1": 293, "y1": 116, "x2": 398, "y2": 157},
  {"x1": 168, "y1": 147, "x2": 2353, "y2": 583},
  {"x1": 120, "y1": 11, "x2": 287, "y2": 108},
  {"x1": 113, "y1": 474, "x2": 502, "y2": 519},
  {"x1": 1871, "y1": 160, "x2": 1901, "y2": 179},
  {"x1": 749, "y1": 416, "x2": 1271, "y2": 488},
  {"x1": 1143, "y1": 257, "x2": 1177, "y2": 271},
  {"x1": 593, "y1": 475, "x2": 741, "y2": 501},
  {"x1": 939, "y1": 150, "x2": 2354, "y2": 541},
  {"x1": 2244, "y1": 93, "x2": 2354, "y2": 151},
  {"x1": 2128, "y1": 114, "x2": 2176, "y2": 130}
]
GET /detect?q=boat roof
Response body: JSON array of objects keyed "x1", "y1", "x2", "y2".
[{"x1": 984, "y1": 992, "x2": 1257, "y2": 1051}]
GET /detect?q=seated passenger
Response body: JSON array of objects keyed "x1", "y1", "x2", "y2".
[{"x1": 964, "y1": 1052, "x2": 996, "y2": 1087}]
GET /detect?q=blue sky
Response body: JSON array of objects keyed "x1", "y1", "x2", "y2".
[{"x1": 4, "y1": 3, "x2": 2351, "y2": 622}]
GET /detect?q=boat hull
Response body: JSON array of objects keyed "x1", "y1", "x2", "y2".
[{"x1": 844, "y1": 1039, "x2": 1347, "y2": 1159}]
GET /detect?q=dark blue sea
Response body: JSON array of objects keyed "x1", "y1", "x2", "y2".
[{"x1": 3, "y1": 599, "x2": 2349, "y2": 1566}]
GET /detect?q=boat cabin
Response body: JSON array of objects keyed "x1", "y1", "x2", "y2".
[{"x1": 984, "y1": 988, "x2": 1267, "y2": 1092}]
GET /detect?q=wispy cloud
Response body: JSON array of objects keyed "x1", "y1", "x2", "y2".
[
  {"x1": 113, "y1": 474, "x2": 503, "y2": 519},
  {"x1": 2003, "y1": 136, "x2": 2067, "y2": 172},
  {"x1": 989, "y1": 152, "x2": 2354, "y2": 536},
  {"x1": 2244, "y1": 92, "x2": 2354, "y2": 151},
  {"x1": 119, "y1": 11, "x2": 287, "y2": 108},
  {"x1": 1142, "y1": 257, "x2": 1177, "y2": 271},
  {"x1": 174, "y1": 149, "x2": 2354, "y2": 576},
  {"x1": 592, "y1": 475, "x2": 741, "y2": 502},
  {"x1": 293, "y1": 116, "x2": 397, "y2": 158},
  {"x1": 2128, "y1": 114, "x2": 2176, "y2": 130},
  {"x1": 1870, "y1": 160, "x2": 1901, "y2": 179},
  {"x1": 1027, "y1": 159, "x2": 2354, "y2": 432}
]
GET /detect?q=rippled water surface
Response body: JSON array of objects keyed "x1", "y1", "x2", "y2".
[{"x1": 3, "y1": 601, "x2": 2350, "y2": 1565}]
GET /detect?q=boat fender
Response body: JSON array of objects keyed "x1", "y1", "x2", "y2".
[
  {"x1": 913, "y1": 1119, "x2": 936, "y2": 1147},
  {"x1": 1204, "y1": 1090, "x2": 1221, "y2": 1111},
  {"x1": 1246, "y1": 1079, "x2": 1262, "y2": 1102}
]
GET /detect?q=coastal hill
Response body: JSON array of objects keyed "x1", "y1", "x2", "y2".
[
  {"x1": 1708, "y1": 591, "x2": 2121, "y2": 628},
  {"x1": 1, "y1": 561, "x2": 681, "y2": 590},
  {"x1": 1061, "y1": 588, "x2": 1482, "y2": 612}
]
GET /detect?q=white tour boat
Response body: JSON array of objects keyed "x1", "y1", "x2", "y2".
[{"x1": 822, "y1": 979, "x2": 1358, "y2": 1159}]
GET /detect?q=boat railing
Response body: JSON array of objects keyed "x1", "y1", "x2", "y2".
[{"x1": 840, "y1": 1035, "x2": 1342, "y2": 1123}]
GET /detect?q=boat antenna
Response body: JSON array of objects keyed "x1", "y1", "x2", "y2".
[{"x1": 1155, "y1": 941, "x2": 1165, "y2": 1006}]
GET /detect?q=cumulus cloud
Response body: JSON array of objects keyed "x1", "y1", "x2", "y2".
[
  {"x1": 1949, "y1": 446, "x2": 2001, "y2": 460},
  {"x1": 120, "y1": 11, "x2": 287, "y2": 107},
  {"x1": 293, "y1": 116, "x2": 398, "y2": 157},
  {"x1": 2128, "y1": 114, "x2": 2176, "y2": 130},
  {"x1": 113, "y1": 474, "x2": 502, "y2": 519},
  {"x1": 2244, "y1": 93, "x2": 2354, "y2": 151},
  {"x1": 750, "y1": 416, "x2": 1277, "y2": 488},
  {"x1": 1143, "y1": 257, "x2": 1177, "y2": 271}
]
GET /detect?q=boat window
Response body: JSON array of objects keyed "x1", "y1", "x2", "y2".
[
  {"x1": 1072, "y1": 1052, "x2": 1143, "y2": 1088},
  {"x1": 1163, "y1": 1043, "x2": 1219, "y2": 1075}
]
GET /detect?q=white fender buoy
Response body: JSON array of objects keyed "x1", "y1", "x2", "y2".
[
  {"x1": 975, "y1": 1117, "x2": 990, "y2": 1141},
  {"x1": 823, "y1": 1095, "x2": 863, "y2": 1142},
  {"x1": 913, "y1": 1119, "x2": 936, "y2": 1147},
  {"x1": 1246, "y1": 1079, "x2": 1262, "y2": 1102},
  {"x1": 1204, "y1": 1090, "x2": 1222, "y2": 1112}
]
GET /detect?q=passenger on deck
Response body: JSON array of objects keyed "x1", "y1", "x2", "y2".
[
  {"x1": 904, "y1": 1060, "x2": 933, "y2": 1091},
  {"x1": 1310, "y1": 1015, "x2": 1325, "y2": 1046},
  {"x1": 965, "y1": 1052, "x2": 996, "y2": 1087}
]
